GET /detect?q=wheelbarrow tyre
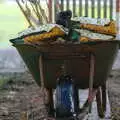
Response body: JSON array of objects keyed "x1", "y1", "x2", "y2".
[{"x1": 55, "y1": 75, "x2": 76, "y2": 118}]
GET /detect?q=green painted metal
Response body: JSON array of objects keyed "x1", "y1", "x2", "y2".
[
  {"x1": 13, "y1": 44, "x2": 41, "y2": 86},
  {"x1": 13, "y1": 40, "x2": 120, "y2": 89}
]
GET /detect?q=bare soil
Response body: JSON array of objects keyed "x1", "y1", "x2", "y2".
[
  {"x1": 0, "y1": 72, "x2": 47, "y2": 120},
  {"x1": 0, "y1": 69, "x2": 120, "y2": 120},
  {"x1": 107, "y1": 70, "x2": 120, "y2": 120}
]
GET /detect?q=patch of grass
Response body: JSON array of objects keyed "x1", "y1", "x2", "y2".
[
  {"x1": 0, "y1": 79, "x2": 9, "y2": 88},
  {"x1": 0, "y1": 3, "x2": 28, "y2": 48}
]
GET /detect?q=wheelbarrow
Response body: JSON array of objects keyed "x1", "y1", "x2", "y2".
[{"x1": 11, "y1": 40, "x2": 120, "y2": 119}]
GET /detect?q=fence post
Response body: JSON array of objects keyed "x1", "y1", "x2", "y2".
[
  {"x1": 73, "y1": 0, "x2": 76, "y2": 17},
  {"x1": 79, "y1": 0, "x2": 83, "y2": 16},
  {"x1": 85, "y1": 0, "x2": 89, "y2": 17},
  {"x1": 66, "y1": 0, "x2": 69, "y2": 10},
  {"x1": 97, "y1": 0, "x2": 101, "y2": 18},
  {"x1": 116, "y1": 0, "x2": 120, "y2": 40},
  {"x1": 48, "y1": 0, "x2": 52, "y2": 22},
  {"x1": 91, "y1": 0, "x2": 95, "y2": 18},
  {"x1": 61, "y1": 0, "x2": 64, "y2": 11},
  {"x1": 110, "y1": 0, "x2": 113, "y2": 19}
]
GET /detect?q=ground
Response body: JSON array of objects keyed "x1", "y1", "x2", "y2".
[
  {"x1": 107, "y1": 70, "x2": 120, "y2": 120},
  {"x1": 0, "y1": 72, "x2": 47, "y2": 120},
  {"x1": 0, "y1": 69, "x2": 120, "y2": 120}
]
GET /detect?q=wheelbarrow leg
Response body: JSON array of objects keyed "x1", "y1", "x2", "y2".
[
  {"x1": 39, "y1": 56, "x2": 54, "y2": 118},
  {"x1": 78, "y1": 53, "x2": 96, "y2": 119},
  {"x1": 102, "y1": 82, "x2": 107, "y2": 113},
  {"x1": 96, "y1": 82, "x2": 107, "y2": 118},
  {"x1": 96, "y1": 86, "x2": 104, "y2": 118},
  {"x1": 88, "y1": 53, "x2": 95, "y2": 113},
  {"x1": 74, "y1": 86, "x2": 79, "y2": 113},
  {"x1": 46, "y1": 88, "x2": 55, "y2": 117}
]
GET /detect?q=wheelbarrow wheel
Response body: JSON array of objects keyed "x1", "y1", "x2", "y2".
[
  {"x1": 55, "y1": 74, "x2": 79, "y2": 118},
  {"x1": 96, "y1": 83, "x2": 107, "y2": 118}
]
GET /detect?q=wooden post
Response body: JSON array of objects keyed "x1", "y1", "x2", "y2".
[
  {"x1": 116, "y1": 0, "x2": 120, "y2": 40},
  {"x1": 116, "y1": 0, "x2": 120, "y2": 12},
  {"x1": 110, "y1": 0, "x2": 113, "y2": 19},
  {"x1": 97, "y1": 0, "x2": 101, "y2": 18},
  {"x1": 66, "y1": 0, "x2": 69, "y2": 10},
  {"x1": 48, "y1": 0, "x2": 52, "y2": 22},
  {"x1": 73, "y1": 0, "x2": 76, "y2": 17},
  {"x1": 61, "y1": 0, "x2": 64, "y2": 11},
  {"x1": 54, "y1": 0, "x2": 61, "y2": 22},
  {"x1": 85, "y1": 0, "x2": 89, "y2": 17},
  {"x1": 79, "y1": 0, "x2": 83, "y2": 17}
]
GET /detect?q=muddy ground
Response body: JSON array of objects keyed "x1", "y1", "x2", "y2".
[{"x1": 0, "y1": 69, "x2": 120, "y2": 120}]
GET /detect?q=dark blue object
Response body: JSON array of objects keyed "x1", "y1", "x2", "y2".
[
  {"x1": 55, "y1": 74, "x2": 76, "y2": 118},
  {"x1": 56, "y1": 10, "x2": 72, "y2": 28}
]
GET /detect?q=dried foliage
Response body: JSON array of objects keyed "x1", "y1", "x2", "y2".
[{"x1": 16, "y1": 0, "x2": 49, "y2": 27}]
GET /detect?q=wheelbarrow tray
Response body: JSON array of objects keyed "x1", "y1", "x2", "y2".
[{"x1": 13, "y1": 40, "x2": 120, "y2": 89}]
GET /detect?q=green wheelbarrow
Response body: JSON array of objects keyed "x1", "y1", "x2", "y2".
[{"x1": 11, "y1": 40, "x2": 120, "y2": 119}]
